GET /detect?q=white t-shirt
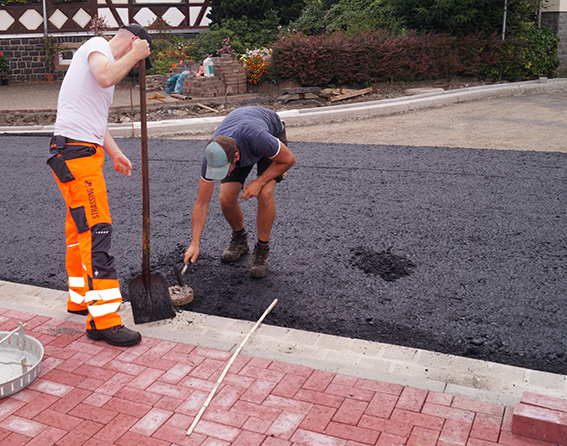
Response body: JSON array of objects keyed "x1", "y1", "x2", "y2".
[{"x1": 54, "y1": 37, "x2": 115, "y2": 145}]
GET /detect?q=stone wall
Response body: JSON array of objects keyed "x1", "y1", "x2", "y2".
[
  {"x1": 542, "y1": 12, "x2": 567, "y2": 74},
  {"x1": 0, "y1": 36, "x2": 84, "y2": 84}
]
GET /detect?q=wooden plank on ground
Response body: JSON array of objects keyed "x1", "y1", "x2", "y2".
[
  {"x1": 330, "y1": 87, "x2": 374, "y2": 102},
  {"x1": 196, "y1": 103, "x2": 219, "y2": 113}
]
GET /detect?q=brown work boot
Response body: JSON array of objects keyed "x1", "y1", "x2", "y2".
[
  {"x1": 86, "y1": 325, "x2": 141, "y2": 347},
  {"x1": 249, "y1": 242, "x2": 270, "y2": 278},
  {"x1": 221, "y1": 230, "x2": 249, "y2": 262}
]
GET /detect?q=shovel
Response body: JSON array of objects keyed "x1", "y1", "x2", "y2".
[{"x1": 128, "y1": 61, "x2": 176, "y2": 324}]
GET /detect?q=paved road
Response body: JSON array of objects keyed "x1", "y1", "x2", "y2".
[
  {"x1": 1, "y1": 81, "x2": 567, "y2": 381},
  {"x1": 1, "y1": 130, "x2": 566, "y2": 376}
]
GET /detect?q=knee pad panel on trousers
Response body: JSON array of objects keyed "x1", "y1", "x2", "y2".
[
  {"x1": 48, "y1": 155, "x2": 76, "y2": 183},
  {"x1": 70, "y1": 206, "x2": 90, "y2": 233},
  {"x1": 91, "y1": 223, "x2": 118, "y2": 280}
]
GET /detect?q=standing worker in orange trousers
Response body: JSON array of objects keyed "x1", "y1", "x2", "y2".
[{"x1": 47, "y1": 24, "x2": 152, "y2": 347}]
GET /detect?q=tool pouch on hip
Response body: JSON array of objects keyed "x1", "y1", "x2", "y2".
[{"x1": 47, "y1": 135, "x2": 75, "y2": 183}]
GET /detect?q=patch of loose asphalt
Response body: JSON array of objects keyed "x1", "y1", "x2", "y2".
[{"x1": 2, "y1": 133, "x2": 566, "y2": 375}]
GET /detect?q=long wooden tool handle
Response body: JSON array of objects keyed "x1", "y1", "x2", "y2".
[
  {"x1": 187, "y1": 299, "x2": 278, "y2": 436},
  {"x1": 139, "y1": 62, "x2": 150, "y2": 291}
]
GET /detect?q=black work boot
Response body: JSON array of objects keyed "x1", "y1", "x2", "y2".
[
  {"x1": 221, "y1": 230, "x2": 249, "y2": 262},
  {"x1": 86, "y1": 325, "x2": 142, "y2": 347},
  {"x1": 249, "y1": 242, "x2": 270, "y2": 278}
]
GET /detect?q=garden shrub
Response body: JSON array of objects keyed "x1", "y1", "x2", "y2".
[
  {"x1": 149, "y1": 38, "x2": 195, "y2": 75},
  {"x1": 453, "y1": 33, "x2": 502, "y2": 77},
  {"x1": 523, "y1": 24, "x2": 560, "y2": 78},
  {"x1": 269, "y1": 30, "x2": 505, "y2": 87},
  {"x1": 481, "y1": 36, "x2": 526, "y2": 81},
  {"x1": 481, "y1": 24, "x2": 560, "y2": 81},
  {"x1": 190, "y1": 27, "x2": 245, "y2": 62},
  {"x1": 269, "y1": 32, "x2": 361, "y2": 86}
]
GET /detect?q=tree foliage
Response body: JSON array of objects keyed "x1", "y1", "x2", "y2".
[
  {"x1": 217, "y1": 10, "x2": 281, "y2": 49},
  {"x1": 286, "y1": 0, "x2": 327, "y2": 35},
  {"x1": 327, "y1": 0, "x2": 403, "y2": 34},
  {"x1": 287, "y1": 0, "x2": 401, "y2": 35},
  {"x1": 384, "y1": 0, "x2": 542, "y2": 37},
  {"x1": 204, "y1": 0, "x2": 304, "y2": 52},
  {"x1": 208, "y1": 0, "x2": 305, "y2": 25},
  {"x1": 191, "y1": 9, "x2": 280, "y2": 62}
]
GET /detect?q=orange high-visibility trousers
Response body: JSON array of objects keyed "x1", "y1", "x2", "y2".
[{"x1": 49, "y1": 138, "x2": 122, "y2": 330}]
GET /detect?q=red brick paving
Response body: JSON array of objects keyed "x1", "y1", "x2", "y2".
[{"x1": 0, "y1": 309, "x2": 560, "y2": 445}]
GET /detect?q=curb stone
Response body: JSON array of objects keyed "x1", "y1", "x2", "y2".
[{"x1": 1, "y1": 78, "x2": 566, "y2": 138}]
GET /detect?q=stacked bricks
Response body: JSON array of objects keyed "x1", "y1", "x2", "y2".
[
  {"x1": 209, "y1": 53, "x2": 247, "y2": 96},
  {"x1": 171, "y1": 59, "x2": 200, "y2": 75},
  {"x1": 145, "y1": 74, "x2": 166, "y2": 92},
  {"x1": 512, "y1": 391, "x2": 567, "y2": 444},
  {"x1": 170, "y1": 54, "x2": 247, "y2": 98}
]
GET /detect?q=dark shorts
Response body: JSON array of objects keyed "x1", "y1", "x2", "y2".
[{"x1": 221, "y1": 126, "x2": 288, "y2": 186}]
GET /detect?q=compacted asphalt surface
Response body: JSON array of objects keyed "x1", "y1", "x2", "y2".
[{"x1": 1, "y1": 135, "x2": 566, "y2": 376}]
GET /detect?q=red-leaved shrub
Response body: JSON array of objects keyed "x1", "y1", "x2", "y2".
[{"x1": 268, "y1": 30, "x2": 503, "y2": 87}]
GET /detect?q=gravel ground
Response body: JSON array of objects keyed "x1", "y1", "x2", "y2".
[{"x1": 1, "y1": 124, "x2": 566, "y2": 375}]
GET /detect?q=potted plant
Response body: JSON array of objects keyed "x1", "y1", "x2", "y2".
[
  {"x1": 0, "y1": 52, "x2": 8, "y2": 86},
  {"x1": 42, "y1": 35, "x2": 62, "y2": 81}
]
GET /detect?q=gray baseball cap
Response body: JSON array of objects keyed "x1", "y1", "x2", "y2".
[{"x1": 205, "y1": 141, "x2": 230, "y2": 180}]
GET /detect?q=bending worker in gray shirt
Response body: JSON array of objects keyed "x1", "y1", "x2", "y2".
[{"x1": 184, "y1": 106, "x2": 296, "y2": 278}]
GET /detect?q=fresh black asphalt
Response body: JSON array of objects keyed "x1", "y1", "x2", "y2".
[{"x1": 1, "y1": 135, "x2": 566, "y2": 375}]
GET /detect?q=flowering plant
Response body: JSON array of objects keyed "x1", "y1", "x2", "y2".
[
  {"x1": 42, "y1": 35, "x2": 64, "y2": 74},
  {"x1": 239, "y1": 47, "x2": 272, "y2": 84},
  {"x1": 0, "y1": 52, "x2": 8, "y2": 73},
  {"x1": 216, "y1": 38, "x2": 234, "y2": 58},
  {"x1": 88, "y1": 16, "x2": 108, "y2": 37}
]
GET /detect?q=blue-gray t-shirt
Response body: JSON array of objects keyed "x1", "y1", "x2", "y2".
[{"x1": 201, "y1": 107, "x2": 283, "y2": 180}]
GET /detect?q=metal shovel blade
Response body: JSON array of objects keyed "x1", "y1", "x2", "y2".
[{"x1": 129, "y1": 274, "x2": 176, "y2": 324}]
